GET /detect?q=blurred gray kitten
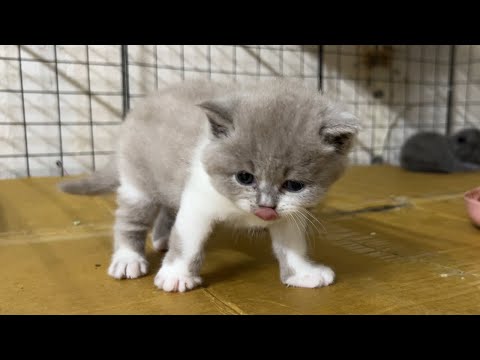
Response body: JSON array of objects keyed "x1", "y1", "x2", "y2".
[
  {"x1": 59, "y1": 79, "x2": 360, "y2": 292},
  {"x1": 400, "y1": 129, "x2": 480, "y2": 173}
]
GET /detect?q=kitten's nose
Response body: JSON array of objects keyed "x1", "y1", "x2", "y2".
[{"x1": 254, "y1": 206, "x2": 278, "y2": 221}]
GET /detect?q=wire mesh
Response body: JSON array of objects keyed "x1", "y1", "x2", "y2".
[{"x1": 0, "y1": 45, "x2": 478, "y2": 179}]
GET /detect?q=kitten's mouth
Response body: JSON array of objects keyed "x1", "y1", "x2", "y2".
[{"x1": 254, "y1": 207, "x2": 279, "y2": 221}]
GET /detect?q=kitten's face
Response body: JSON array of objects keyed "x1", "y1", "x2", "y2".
[
  {"x1": 450, "y1": 128, "x2": 480, "y2": 164},
  {"x1": 200, "y1": 80, "x2": 359, "y2": 222}
]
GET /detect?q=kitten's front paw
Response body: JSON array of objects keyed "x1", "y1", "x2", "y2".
[
  {"x1": 152, "y1": 235, "x2": 169, "y2": 252},
  {"x1": 108, "y1": 249, "x2": 149, "y2": 279},
  {"x1": 154, "y1": 265, "x2": 202, "y2": 293},
  {"x1": 284, "y1": 265, "x2": 335, "y2": 288}
]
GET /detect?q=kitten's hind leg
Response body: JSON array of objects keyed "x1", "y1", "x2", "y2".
[
  {"x1": 108, "y1": 183, "x2": 159, "y2": 280},
  {"x1": 151, "y1": 206, "x2": 175, "y2": 252}
]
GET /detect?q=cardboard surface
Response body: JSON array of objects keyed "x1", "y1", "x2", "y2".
[{"x1": 1, "y1": 165, "x2": 479, "y2": 314}]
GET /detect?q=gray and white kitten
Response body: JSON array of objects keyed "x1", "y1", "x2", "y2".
[
  {"x1": 59, "y1": 79, "x2": 360, "y2": 292},
  {"x1": 400, "y1": 129, "x2": 480, "y2": 173}
]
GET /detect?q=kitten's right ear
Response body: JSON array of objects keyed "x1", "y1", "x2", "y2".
[
  {"x1": 197, "y1": 100, "x2": 235, "y2": 138},
  {"x1": 320, "y1": 111, "x2": 361, "y2": 154}
]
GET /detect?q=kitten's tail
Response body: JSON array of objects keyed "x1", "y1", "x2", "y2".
[{"x1": 57, "y1": 161, "x2": 119, "y2": 195}]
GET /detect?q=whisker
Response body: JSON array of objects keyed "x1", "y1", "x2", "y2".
[
  {"x1": 295, "y1": 210, "x2": 322, "y2": 238},
  {"x1": 288, "y1": 213, "x2": 304, "y2": 241},
  {"x1": 294, "y1": 212, "x2": 313, "y2": 248},
  {"x1": 299, "y1": 208, "x2": 327, "y2": 234},
  {"x1": 291, "y1": 211, "x2": 314, "y2": 250}
]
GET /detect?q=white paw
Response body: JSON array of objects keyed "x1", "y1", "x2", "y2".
[
  {"x1": 152, "y1": 235, "x2": 169, "y2": 252},
  {"x1": 107, "y1": 249, "x2": 149, "y2": 279},
  {"x1": 154, "y1": 264, "x2": 202, "y2": 293},
  {"x1": 284, "y1": 265, "x2": 335, "y2": 288}
]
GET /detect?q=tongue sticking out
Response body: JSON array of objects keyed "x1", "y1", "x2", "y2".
[{"x1": 254, "y1": 207, "x2": 278, "y2": 221}]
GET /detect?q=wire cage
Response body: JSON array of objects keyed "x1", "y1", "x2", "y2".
[{"x1": 0, "y1": 45, "x2": 478, "y2": 179}]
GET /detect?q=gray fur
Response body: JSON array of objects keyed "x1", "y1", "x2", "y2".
[
  {"x1": 201, "y1": 80, "x2": 359, "y2": 213},
  {"x1": 114, "y1": 192, "x2": 159, "y2": 255},
  {"x1": 161, "y1": 226, "x2": 205, "y2": 274},
  {"x1": 58, "y1": 78, "x2": 359, "y2": 286},
  {"x1": 450, "y1": 128, "x2": 480, "y2": 164},
  {"x1": 151, "y1": 207, "x2": 175, "y2": 251},
  {"x1": 400, "y1": 129, "x2": 480, "y2": 173},
  {"x1": 162, "y1": 227, "x2": 183, "y2": 262},
  {"x1": 272, "y1": 241, "x2": 296, "y2": 281},
  {"x1": 58, "y1": 161, "x2": 119, "y2": 195},
  {"x1": 256, "y1": 182, "x2": 278, "y2": 208}
]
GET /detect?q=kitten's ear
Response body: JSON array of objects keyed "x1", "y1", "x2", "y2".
[
  {"x1": 197, "y1": 100, "x2": 235, "y2": 138},
  {"x1": 320, "y1": 111, "x2": 361, "y2": 154}
]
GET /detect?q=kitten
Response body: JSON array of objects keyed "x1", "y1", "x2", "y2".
[
  {"x1": 58, "y1": 79, "x2": 360, "y2": 292},
  {"x1": 400, "y1": 129, "x2": 480, "y2": 173}
]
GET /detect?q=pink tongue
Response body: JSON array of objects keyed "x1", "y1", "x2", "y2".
[{"x1": 254, "y1": 207, "x2": 278, "y2": 221}]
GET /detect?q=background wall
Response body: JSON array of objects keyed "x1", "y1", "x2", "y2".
[{"x1": 0, "y1": 45, "x2": 478, "y2": 179}]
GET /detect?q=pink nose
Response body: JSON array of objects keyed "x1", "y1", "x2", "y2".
[{"x1": 254, "y1": 207, "x2": 278, "y2": 221}]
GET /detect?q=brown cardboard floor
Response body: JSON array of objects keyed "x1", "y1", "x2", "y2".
[{"x1": 1, "y1": 165, "x2": 479, "y2": 314}]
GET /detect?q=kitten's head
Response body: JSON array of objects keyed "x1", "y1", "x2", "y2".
[
  {"x1": 198, "y1": 79, "x2": 360, "y2": 223},
  {"x1": 450, "y1": 128, "x2": 480, "y2": 164}
]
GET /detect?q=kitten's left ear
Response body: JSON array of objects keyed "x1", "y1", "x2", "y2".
[
  {"x1": 320, "y1": 111, "x2": 361, "y2": 154},
  {"x1": 197, "y1": 99, "x2": 236, "y2": 138}
]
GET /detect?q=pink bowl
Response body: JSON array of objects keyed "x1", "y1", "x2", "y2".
[{"x1": 464, "y1": 187, "x2": 480, "y2": 227}]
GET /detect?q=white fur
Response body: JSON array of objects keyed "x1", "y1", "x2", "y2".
[
  {"x1": 110, "y1": 179, "x2": 151, "y2": 279},
  {"x1": 108, "y1": 248, "x2": 149, "y2": 279},
  {"x1": 154, "y1": 138, "x2": 241, "y2": 292},
  {"x1": 270, "y1": 219, "x2": 335, "y2": 288},
  {"x1": 154, "y1": 136, "x2": 333, "y2": 292},
  {"x1": 154, "y1": 138, "x2": 280, "y2": 292},
  {"x1": 339, "y1": 111, "x2": 357, "y2": 120},
  {"x1": 154, "y1": 260, "x2": 202, "y2": 292},
  {"x1": 284, "y1": 265, "x2": 335, "y2": 288},
  {"x1": 117, "y1": 178, "x2": 148, "y2": 203},
  {"x1": 284, "y1": 256, "x2": 335, "y2": 288}
]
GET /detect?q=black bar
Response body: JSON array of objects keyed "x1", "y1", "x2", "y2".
[
  {"x1": 121, "y1": 45, "x2": 130, "y2": 118},
  {"x1": 17, "y1": 45, "x2": 30, "y2": 177},
  {"x1": 445, "y1": 45, "x2": 456, "y2": 135}
]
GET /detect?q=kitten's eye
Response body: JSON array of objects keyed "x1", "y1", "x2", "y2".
[
  {"x1": 236, "y1": 171, "x2": 255, "y2": 185},
  {"x1": 458, "y1": 136, "x2": 466, "y2": 144},
  {"x1": 282, "y1": 180, "x2": 305, "y2": 192}
]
